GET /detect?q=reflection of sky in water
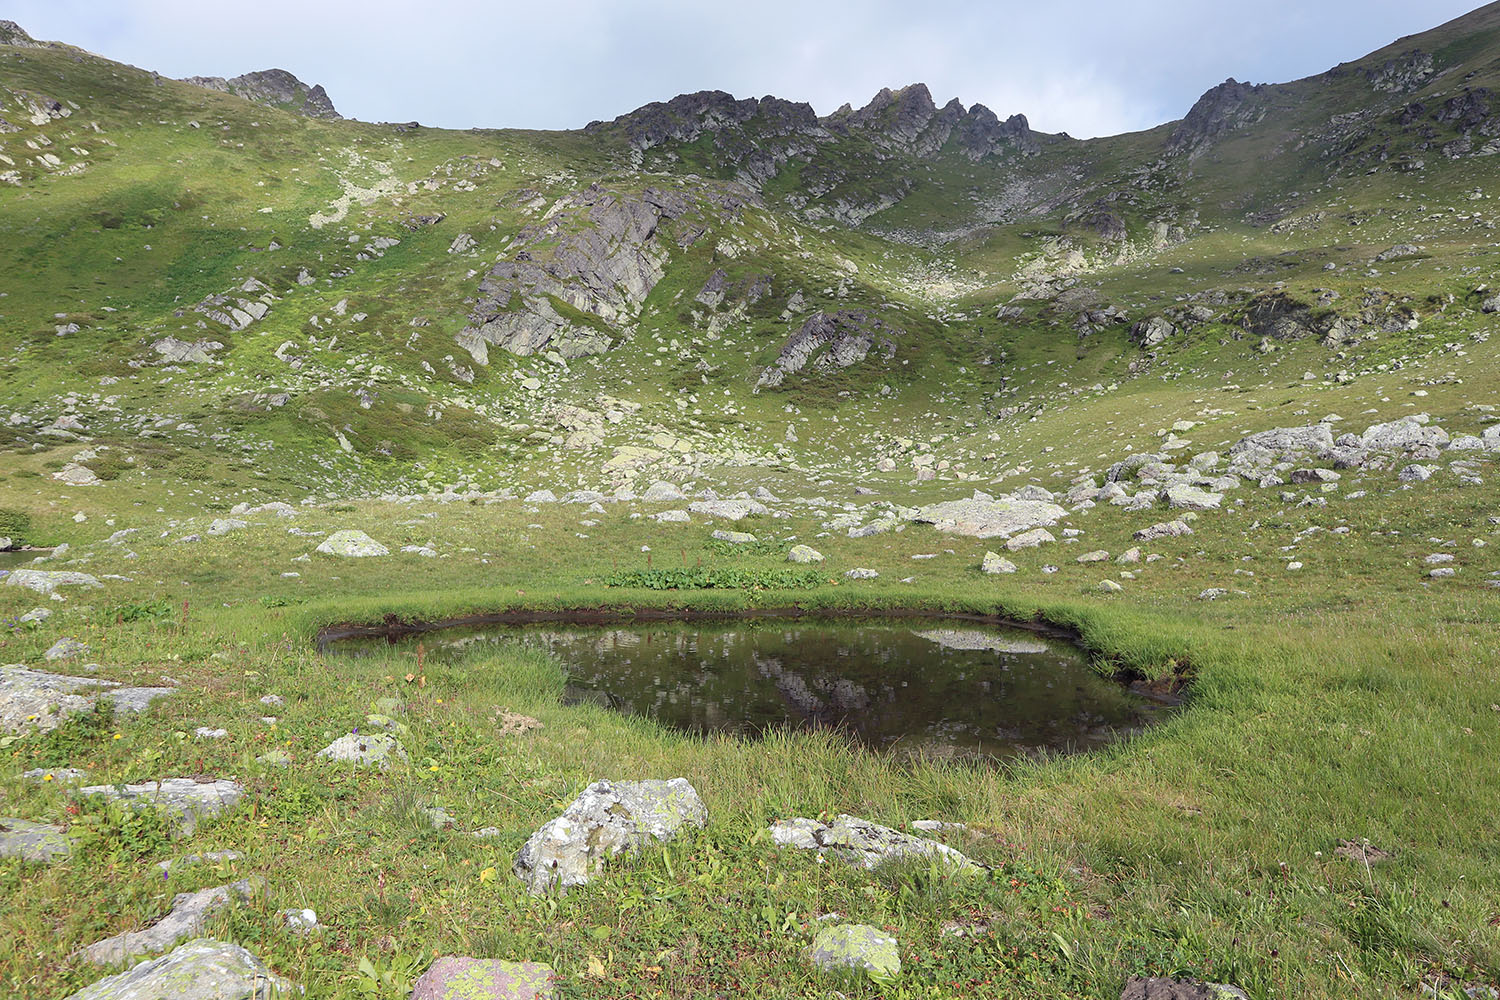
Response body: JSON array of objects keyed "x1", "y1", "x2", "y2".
[{"x1": 429, "y1": 621, "x2": 1163, "y2": 762}]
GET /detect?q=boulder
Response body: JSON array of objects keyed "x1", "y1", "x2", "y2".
[
  {"x1": 76, "y1": 778, "x2": 245, "y2": 836},
  {"x1": 1076, "y1": 550, "x2": 1110, "y2": 563},
  {"x1": 513, "y1": 778, "x2": 707, "y2": 894},
  {"x1": 1130, "y1": 316, "x2": 1176, "y2": 348},
  {"x1": 769, "y1": 814, "x2": 982, "y2": 871},
  {"x1": 1133, "y1": 520, "x2": 1193, "y2": 542},
  {"x1": 688, "y1": 499, "x2": 767, "y2": 520},
  {"x1": 1005, "y1": 528, "x2": 1055, "y2": 551},
  {"x1": 317, "y1": 732, "x2": 407, "y2": 769},
  {"x1": 314, "y1": 530, "x2": 388, "y2": 557},
  {"x1": 912, "y1": 497, "x2": 1067, "y2": 539},
  {"x1": 1159, "y1": 484, "x2": 1222, "y2": 510},
  {"x1": 787, "y1": 545, "x2": 824, "y2": 563},
  {"x1": 52, "y1": 463, "x2": 102, "y2": 486},
  {"x1": 980, "y1": 551, "x2": 1016, "y2": 574},
  {"x1": 844, "y1": 568, "x2": 879, "y2": 579},
  {"x1": 62, "y1": 938, "x2": 292, "y2": 1000},
  {"x1": 1229, "y1": 425, "x2": 1334, "y2": 459},
  {"x1": 0, "y1": 817, "x2": 74, "y2": 861},
  {"x1": 411, "y1": 958, "x2": 556, "y2": 1000},
  {"x1": 1360, "y1": 415, "x2": 1449, "y2": 452},
  {"x1": 651, "y1": 510, "x2": 690, "y2": 523},
  {"x1": 810, "y1": 924, "x2": 900, "y2": 978},
  {"x1": 711, "y1": 530, "x2": 757, "y2": 544},
  {"x1": 81, "y1": 880, "x2": 260, "y2": 965},
  {"x1": 640, "y1": 481, "x2": 686, "y2": 503},
  {"x1": 206, "y1": 519, "x2": 246, "y2": 537},
  {"x1": 5, "y1": 569, "x2": 102, "y2": 595},
  {"x1": 44, "y1": 637, "x2": 88, "y2": 661}
]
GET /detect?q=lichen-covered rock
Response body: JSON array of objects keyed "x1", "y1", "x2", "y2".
[
  {"x1": 76, "y1": 778, "x2": 245, "y2": 836},
  {"x1": 810, "y1": 924, "x2": 901, "y2": 977},
  {"x1": 913, "y1": 497, "x2": 1067, "y2": 540},
  {"x1": 980, "y1": 551, "x2": 1016, "y2": 574},
  {"x1": 317, "y1": 732, "x2": 407, "y2": 769},
  {"x1": 315, "y1": 530, "x2": 388, "y2": 557},
  {"x1": 44, "y1": 637, "x2": 87, "y2": 661},
  {"x1": 787, "y1": 545, "x2": 823, "y2": 563},
  {"x1": 769, "y1": 814, "x2": 982, "y2": 871},
  {"x1": 514, "y1": 778, "x2": 707, "y2": 894},
  {"x1": 1133, "y1": 520, "x2": 1194, "y2": 542},
  {"x1": 1360, "y1": 415, "x2": 1449, "y2": 452},
  {"x1": 640, "y1": 481, "x2": 686, "y2": 503},
  {"x1": 411, "y1": 957, "x2": 557, "y2": 1000},
  {"x1": 4, "y1": 569, "x2": 103, "y2": 595},
  {"x1": 62, "y1": 938, "x2": 292, "y2": 1000},
  {"x1": 0, "y1": 817, "x2": 74, "y2": 861},
  {"x1": 1005, "y1": 527, "x2": 1056, "y2": 551},
  {"x1": 1159, "y1": 484, "x2": 1222, "y2": 510},
  {"x1": 711, "y1": 529, "x2": 757, "y2": 544},
  {"x1": 1229, "y1": 424, "x2": 1335, "y2": 461},
  {"x1": 81, "y1": 879, "x2": 260, "y2": 965},
  {"x1": 0, "y1": 665, "x2": 175, "y2": 732},
  {"x1": 688, "y1": 499, "x2": 768, "y2": 520}
]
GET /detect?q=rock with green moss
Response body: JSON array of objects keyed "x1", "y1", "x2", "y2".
[
  {"x1": 411, "y1": 956, "x2": 556, "y2": 999},
  {"x1": 787, "y1": 544, "x2": 823, "y2": 563},
  {"x1": 0, "y1": 816, "x2": 75, "y2": 861},
  {"x1": 81, "y1": 878, "x2": 261, "y2": 965},
  {"x1": 63, "y1": 937, "x2": 292, "y2": 999},
  {"x1": 317, "y1": 731, "x2": 407, "y2": 769},
  {"x1": 514, "y1": 778, "x2": 707, "y2": 894},
  {"x1": 810, "y1": 924, "x2": 901, "y2": 977},
  {"x1": 75, "y1": 778, "x2": 245, "y2": 836}
]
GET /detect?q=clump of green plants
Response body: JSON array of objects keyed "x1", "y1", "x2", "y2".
[
  {"x1": 602, "y1": 567, "x2": 826, "y2": 590},
  {"x1": 0, "y1": 506, "x2": 32, "y2": 545}
]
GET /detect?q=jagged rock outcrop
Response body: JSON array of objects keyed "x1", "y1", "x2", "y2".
[
  {"x1": 183, "y1": 69, "x2": 341, "y2": 120},
  {"x1": 459, "y1": 184, "x2": 742, "y2": 362},
  {"x1": 0, "y1": 20, "x2": 41, "y2": 47},
  {"x1": 1167, "y1": 78, "x2": 1265, "y2": 156},
  {"x1": 757, "y1": 310, "x2": 901, "y2": 388},
  {"x1": 956, "y1": 105, "x2": 1040, "y2": 158}
]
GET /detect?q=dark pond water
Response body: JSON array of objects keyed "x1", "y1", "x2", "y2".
[
  {"x1": 339, "y1": 619, "x2": 1164, "y2": 761},
  {"x1": 0, "y1": 549, "x2": 47, "y2": 571}
]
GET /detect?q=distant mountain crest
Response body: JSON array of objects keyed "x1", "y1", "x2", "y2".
[
  {"x1": 183, "y1": 68, "x2": 340, "y2": 120},
  {"x1": 0, "y1": 20, "x2": 41, "y2": 48}
]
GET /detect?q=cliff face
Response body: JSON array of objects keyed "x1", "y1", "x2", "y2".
[{"x1": 183, "y1": 68, "x2": 341, "y2": 120}]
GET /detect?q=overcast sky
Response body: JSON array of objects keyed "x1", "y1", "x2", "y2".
[{"x1": 8, "y1": 1, "x2": 1484, "y2": 137}]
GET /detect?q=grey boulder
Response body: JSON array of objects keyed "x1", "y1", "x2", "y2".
[
  {"x1": 317, "y1": 732, "x2": 408, "y2": 769},
  {"x1": 912, "y1": 497, "x2": 1067, "y2": 539},
  {"x1": 411, "y1": 957, "x2": 557, "y2": 1000},
  {"x1": 81, "y1": 879, "x2": 260, "y2": 965},
  {"x1": 0, "y1": 816, "x2": 75, "y2": 861},
  {"x1": 62, "y1": 938, "x2": 292, "y2": 1000},
  {"x1": 514, "y1": 778, "x2": 707, "y2": 894},
  {"x1": 315, "y1": 529, "x2": 389, "y2": 557},
  {"x1": 810, "y1": 924, "x2": 901, "y2": 978},
  {"x1": 769, "y1": 814, "x2": 983, "y2": 871},
  {"x1": 76, "y1": 778, "x2": 245, "y2": 836},
  {"x1": 4, "y1": 569, "x2": 102, "y2": 595}
]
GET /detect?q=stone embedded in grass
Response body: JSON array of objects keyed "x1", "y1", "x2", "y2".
[
  {"x1": 314, "y1": 529, "x2": 389, "y2": 557},
  {"x1": 787, "y1": 544, "x2": 823, "y2": 563},
  {"x1": 1097, "y1": 580, "x2": 1124, "y2": 593},
  {"x1": 62, "y1": 937, "x2": 293, "y2": 1000},
  {"x1": 104, "y1": 686, "x2": 176, "y2": 717},
  {"x1": 411, "y1": 957, "x2": 556, "y2": 1000},
  {"x1": 81, "y1": 879, "x2": 260, "y2": 965},
  {"x1": 810, "y1": 924, "x2": 900, "y2": 978},
  {"x1": 524, "y1": 490, "x2": 558, "y2": 503},
  {"x1": 641, "y1": 481, "x2": 687, "y2": 503},
  {"x1": 711, "y1": 529, "x2": 757, "y2": 544},
  {"x1": 1005, "y1": 527, "x2": 1055, "y2": 551},
  {"x1": 1429, "y1": 567, "x2": 1456, "y2": 578},
  {"x1": 193, "y1": 727, "x2": 228, "y2": 740},
  {"x1": 651, "y1": 509, "x2": 690, "y2": 523},
  {"x1": 283, "y1": 909, "x2": 318, "y2": 934},
  {"x1": 688, "y1": 499, "x2": 768, "y2": 520},
  {"x1": 1, "y1": 664, "x2": 111, "y2": 732},
  {"x1": 514, "y1": 778, "x2": 707, "y2": 894},
  {"x1": 76, "y1": 778, "x2": 245, "y2": 836},
  {"x1": 53, "y1": 463, "x2": 102, "y2": 486},
  {"x1": 980, "y1": 551, "x2": 1016, "y2": 574},
  {"x1": 0, "y1": 816, "x2": 75, "y2": 861},
  {"x1": 1120, "y1": 977, "x2": 1249, "y2": 1000},
  {"x1": 912, "y1": 496, "x2": 1067, "y2": 539},
  {"x1": 156, "y1": 850, "x2": 242, "y2": 874},
  {"x1": 44, "y1": 637, "x2": 88, "y2": 661},
  {"x1": 205, "y1": 519, "x2": 246, "y2": 537},
  {"x1": 1076, "y1": 550, "x2": 1110, "y2": 563},
  {"x1": 1159, "y1": 484, "x2": 1222, "y2": 510},
  {"x1": 844, "y1": 567, "x2": 879, "y2": 580},
  {"x1": 1398, "y1": 464, "x2": 1434, "y2": 482},
  {"x1": 769, "y1": 814, "x2": 983, "y2": 872},
  {"x1": 24, "y1": 766, "x2": 87, "y2": 783},
  {"x1": 1133, "y1": 520, "x2": 1192, "y2": 542},
  {"x1": 317, "y1": 732, "x2": 407, "y2": 769},
  {"x1": 4, "y1": 569, "x2": 102, "y2": 595},
  {"x1": 256, "y1": 750, "x2": 291, "y2": 768}
]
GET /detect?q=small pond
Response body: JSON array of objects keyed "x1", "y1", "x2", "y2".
[
  {"x1": 0, "y1": 549, "x2": 48, "y2": 571},
  {"x1": 331, "y1": 618, "x2": 1166, "y2": 761}
]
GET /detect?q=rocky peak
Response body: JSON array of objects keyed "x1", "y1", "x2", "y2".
[
  {"x1": 183, "y1": 68, "x2": 341, "y2": 120},
  {"x1": 957, "y1": 104, "x2": 1038, "y2": 158},
  {"x1": 585, "y1": 91, "x2": 818, "y2": 151},
  {"x1": 826, "y1": 83, "x2": 1036, "y2": 158},
  {"x1": 1166, "y1": 77, "x2": 1262, "y2": 155},
  {"x1": 0, "y1": 20, "x2": 40, "y2": 47}
]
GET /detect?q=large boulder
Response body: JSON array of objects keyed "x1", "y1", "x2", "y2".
[
  {"x1": 81, "y1": 880, "x2": 260, "y2": 965},
  {"x1": 787, "y1": 545, "x2": 824, "y2": 564},
  {"x1": 513, "y1": 778, "x2": 707, "y2": 894},
  {"x1": 640, "y1": 481, "x2": 687, "y2": 503},
  {"x1": 4, "y1": 569, "x2": 103, "y2": 595},
  {"x1": 980, "y1": 551, "x2": 1016, "y2": 574},
  {"x1": 688, "y1": 499, "x2": 768, "y2": 520},
  {"x1": 913, "y1": 497, "x2": 1067, "y2": 539},
  {"x1": 1, "y1": 665, "x2": 175, "y2": 732},
  {"x1": 411, "y1": 957, "x2": 556, "y2": 1000},
  {"x1": 769, "y1": 814, "x2": 983, "y2": 871},
  {"x1": 315, "y1": 530, "x2": 388, "y2": 557},
  {"x1": 1228, "y1": 425, "x2": 1335, "y2": 460},
  {"x1": 52, "y1": 463, "x2": 102, "y2": 486},
  {"x1": 62, "y1": 938, "x2": 292, "y2": 1000},
  {"x1": 1359, "y1": 415, "x2": 1449, "y2": 452},
  {"x1": 1159, "y1": 484, "x2": 1222, "y2": 510},
  {"x1": 1133, "y1": 520, "x2": 1193, "y2": 542}
]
